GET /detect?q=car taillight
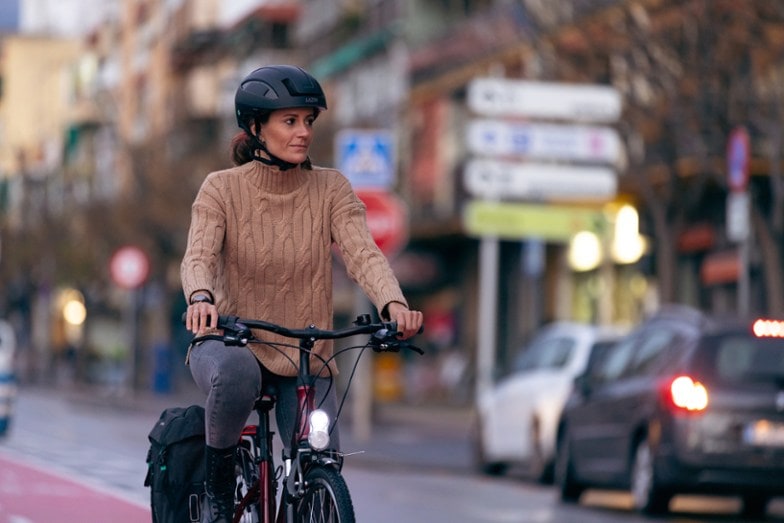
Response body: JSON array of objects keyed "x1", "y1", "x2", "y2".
[
  {"x1": 752, "y1": 318, "x2": 784, "y2": 338},
  {"x1": 666, "y1": 375, "x2": 709, "y2": 412}
]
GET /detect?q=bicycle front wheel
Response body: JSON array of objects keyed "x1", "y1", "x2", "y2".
[{"x1": 294, "y1": 466, "x2": 355, "y2": 523}]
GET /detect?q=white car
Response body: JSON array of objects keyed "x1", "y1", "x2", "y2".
[{"x1": 474, "y1": 322, "x2": 625, "y2": 482}]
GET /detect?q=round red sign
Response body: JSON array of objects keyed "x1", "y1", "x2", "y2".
[
  {"x1": 110, "y1": 246, "x2": 150, "y2": 289},
  {"x1": 356, "y1": 190, "x2": 409, "y2": 258},
  {"x1": 727, "y1": 126, "x2": 750, "y2": 192}
]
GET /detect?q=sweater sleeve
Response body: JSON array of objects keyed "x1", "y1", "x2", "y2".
[
  {"x1": 180, "y1": 174, "x2": 226, "y2": 302},
  {"x1": 330, "y1": 174, "x2": 408, "y2": 315}
]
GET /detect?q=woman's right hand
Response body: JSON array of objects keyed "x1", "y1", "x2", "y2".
[{"x1": 185, "y1": 301, "x2": 218, "y2": 335}]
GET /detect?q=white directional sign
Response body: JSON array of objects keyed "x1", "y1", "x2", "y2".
[
  {"x1": 335, "y1": 129, "x2": 395, "y2": 190},
  {"x1": 726, "y1": 191, "x2": 750, "y2": 242},
  {"x1": 464, "y1": 158, "x2": 618, "y2": 201},
  {"x1": 468, "y1": 78, "x2": 622, "y2": 123},
  {"x1": 466, "y1": 119, "x2": 622, "y2": 165}
]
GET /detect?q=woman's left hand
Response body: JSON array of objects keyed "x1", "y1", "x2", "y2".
[{"x1": 386, "y1": 302, "x2": 424, "y2": 340}]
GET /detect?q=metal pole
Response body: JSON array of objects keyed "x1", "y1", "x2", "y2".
[
  {"x1": 738, "y1": 234, "x2": 750, "y2": 316},
  {"x1": 475, "y1": 236, "x2": 499, "y2": 404}
]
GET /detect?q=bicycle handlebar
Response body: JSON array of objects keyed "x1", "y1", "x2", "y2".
[{"x1": 185, "y1": 313, "x2": 424, "y2": 354}]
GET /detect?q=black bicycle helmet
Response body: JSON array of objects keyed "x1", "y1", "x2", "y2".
[{"x1": 234, "y1": 65, "x2": 327, "y2": 133}]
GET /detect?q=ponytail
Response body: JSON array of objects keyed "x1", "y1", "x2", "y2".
[{"x1": 230, "y1": 131, "x2": 256, "y2": 166}]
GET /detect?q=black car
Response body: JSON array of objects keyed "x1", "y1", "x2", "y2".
[{"x1": 554, "y1": 305, "x2": 784, "y2": 518}]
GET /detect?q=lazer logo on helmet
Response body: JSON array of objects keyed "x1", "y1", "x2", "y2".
[{"x1": 305, "y1": 97, "x2": 319, "y2": 103}]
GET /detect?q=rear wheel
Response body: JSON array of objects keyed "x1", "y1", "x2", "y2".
[
  {"x1": 630, "y1": 438, "x2": 671, "y2": 515},
  {"x1": 554, "y1": 430, "x2": 584, "y2": 503},
  {"x1": 294, "y1": 466, "x2": 355, "y2": 523}
]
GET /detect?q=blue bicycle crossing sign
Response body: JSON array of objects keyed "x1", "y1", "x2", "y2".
[{"x1": 335, "y1": 129, "x2": 395, "y2": 189}]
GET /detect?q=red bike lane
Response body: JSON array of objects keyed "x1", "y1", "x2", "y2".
[{"x1": 0, "y1": 451, "x2": 150, "y2": 523}]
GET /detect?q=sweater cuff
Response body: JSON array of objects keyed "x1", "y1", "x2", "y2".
[{"x1": 379, "y1": 298, "x2": 408, "y2": 320}]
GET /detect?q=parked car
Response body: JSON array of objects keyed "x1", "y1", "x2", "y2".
[
  {"x1": 555, "y1": 305, "x2": 784, "y2": 518},
  {"x1": 473, "y1": 322, "x2": 625, "y2": 483}
]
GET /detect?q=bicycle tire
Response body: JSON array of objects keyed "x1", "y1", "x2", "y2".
[
  {"x1": 234, "y1": 444, "x2": 261, "y2": 523},
  {"x1": 293, "y1": 466, "x2": 355, "y2": 523}
]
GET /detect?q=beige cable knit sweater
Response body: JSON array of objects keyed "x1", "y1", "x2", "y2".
[{"x1": 181, "y1": 160, "x2": 407, "y2": 376}]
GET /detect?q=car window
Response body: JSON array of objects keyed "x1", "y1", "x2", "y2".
[
  {"x1": 513, "y1": 336, "x2": 575, "y2": 372},
  {"x1": 697, "y1": 334, "x2": 784, "y2": 381},
  {"x1": 593, "y1": 334, "x2": 638, "y2": 381},
  {"x1": 625, "y1": 329, "x2": 678, "y2": 377}
]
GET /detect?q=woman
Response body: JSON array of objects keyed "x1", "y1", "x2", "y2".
[{"x1": 181, "y1": 65, "x2": 423, "y2": 523}]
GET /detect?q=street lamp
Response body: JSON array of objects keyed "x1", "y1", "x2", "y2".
[
  {"x1": 611, "y1": 204, "x2": 646, "y2": 264},
  {"x1": 568, "y1": 230, "x2": 602, "y2": 272},
  {"x1": 58, "y1": 288, "x2": 86, "y2": 346}
]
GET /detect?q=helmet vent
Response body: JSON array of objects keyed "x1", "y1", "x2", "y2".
[
  {"x1": 243, "y1": 80, "x2": 278, "y2": 100},
  {"x1": 282, "y1": 77, "x2": 317, "y2": 97}
]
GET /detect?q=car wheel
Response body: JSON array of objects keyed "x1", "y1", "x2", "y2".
[
  {"x1": 472, "y1": 417, "x2": 508, "y2": 476},
  {"x1": 740, "y1": 494, "x2": 769, "y2": 520},
  {"x1": 554, "y1": 429, "x2": 584, "y2": 503},
  {"x1": 630, "y1": 438, "x2": 670, "y2": 515}
]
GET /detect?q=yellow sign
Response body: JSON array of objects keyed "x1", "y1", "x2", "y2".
[{"x1": 463, "y1": 200, "x2": 607, "y2": 242}]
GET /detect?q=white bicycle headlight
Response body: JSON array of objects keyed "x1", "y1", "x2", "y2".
[{"x1": 307, "y1": 409, "x2": 331, "y2": 451}]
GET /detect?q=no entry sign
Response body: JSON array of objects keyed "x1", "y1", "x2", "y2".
[
  {"x1": 356, "y1": 190, "x2": 408, "y2": 258},
  {"x1": 110, "y1": 246, "x2": 150, "y2": 289}
]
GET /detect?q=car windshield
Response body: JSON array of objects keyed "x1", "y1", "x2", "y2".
[
  {"x1": 513, "y1": 336, "x2": 575, "y2": 372},
  {"x1": 694, "y1": 333, "x2": 784, "y2": 383}
]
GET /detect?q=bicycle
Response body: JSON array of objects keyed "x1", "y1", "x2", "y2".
[{"x1": 189, "y1": 313, "x2": 423, "y2": 523}]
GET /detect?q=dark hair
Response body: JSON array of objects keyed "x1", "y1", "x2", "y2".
[
  {"x1": 230, "y1": 112, "x2": 268, "y2": 166},
  {"x1": 230, "y1": 131, "x2": 256, "y2": 166}
]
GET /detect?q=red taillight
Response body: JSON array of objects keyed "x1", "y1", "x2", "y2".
[
  {"x1": 666, "y1": 375, "x2": 709, "y2": 412},
  {"x1": 752, "y1": 318, "x2": 784, "y2": 338}
]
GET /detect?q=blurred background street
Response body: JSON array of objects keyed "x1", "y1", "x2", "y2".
[{"x1": 2, "y1": 0, "x2": 784, "y2": 521}]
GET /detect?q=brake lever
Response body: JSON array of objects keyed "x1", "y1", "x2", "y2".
[
  {"x1": 370, "y1": 329, "x2": 425, "y2": 355},
  {"x1": 399, "y1": 341, "x2": 425, "y2": 355},
  {"x1": 224, "y1": 322, "x2": 251, "y2": 346}
]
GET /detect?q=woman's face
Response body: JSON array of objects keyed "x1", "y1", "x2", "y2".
[{"x1": 258, "y1": 107, "x2": 317, "y2": 165}]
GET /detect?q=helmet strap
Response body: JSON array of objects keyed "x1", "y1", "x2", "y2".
[{"x1": 247, "y1": 129, "x2": 299, "y2": 171}]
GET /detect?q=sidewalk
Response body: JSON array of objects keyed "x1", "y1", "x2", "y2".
[{"x1": 37, "y1": 381, "x2": 476, "y2": 475}]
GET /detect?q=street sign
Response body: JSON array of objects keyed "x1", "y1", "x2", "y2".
[
  {"x1": 335, "y1": 129, "x2": 396, "y2": 190},
  {"x1": 466, "y1": 119, "x2": 622, "y2": 164},
  {"x1": 464, "y1": 158, "x2": 617, "y2": 201},
  {"x1": 462, "y1": 200, "x2": 607, "y2": 242},
  {"x1": 727, "y1": 126, "x2": 750, "y2": 192},
  {"x1": 467, "y1": 77, "x2": 622, "y2": 122},
  {"x1": 726, "y1": 191, "x2": 750, "y2": 242},
  {"x1": 110, "y1": 245, "x2": 150, "y2": 289},
  {"x1": 356, "y1": 190, "x2": 408, "y2": 258}
]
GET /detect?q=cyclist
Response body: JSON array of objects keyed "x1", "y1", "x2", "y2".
[{"x1": 181, "y1": 64, "x2": 423, "y2": 523}]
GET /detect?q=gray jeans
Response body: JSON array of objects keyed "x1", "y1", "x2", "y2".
[{"x1": 188, "y1": 339, "x2": 341, "y2": 451}]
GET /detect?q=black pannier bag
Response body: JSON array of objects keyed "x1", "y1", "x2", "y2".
[{"x1": 145, "y1": 405, "x2": 206, "y2": 523}]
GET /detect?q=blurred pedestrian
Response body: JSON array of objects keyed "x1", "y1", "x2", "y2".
[{"x1": 180, "y1": 64, "x2": 423, "y2": 523}]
